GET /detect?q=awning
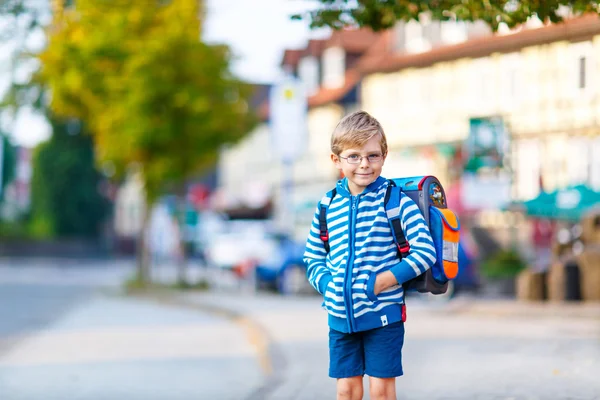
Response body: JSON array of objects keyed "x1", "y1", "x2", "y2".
[{"x1": 509, "y1": 184, "x2": 600, "y2": 222}]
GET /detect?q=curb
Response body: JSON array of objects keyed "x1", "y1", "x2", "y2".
[{"x1": 127, "y1": 289, "x2": 287, "y2": 400}]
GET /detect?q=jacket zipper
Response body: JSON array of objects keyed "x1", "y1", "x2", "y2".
[{"x1": 344, "y1": 195, "x2": 358, "y2": 333}]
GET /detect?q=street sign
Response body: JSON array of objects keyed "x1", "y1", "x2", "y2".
[
  {"x1": 464, "y1": 117, "x2": 508, "y2": 172},
  {"x1": 269, "y1": 75, "x2": 307, "y2": 162}
]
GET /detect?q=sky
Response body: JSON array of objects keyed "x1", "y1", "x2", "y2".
[
  {"x1": 203, "y1": 0, "x2": 328, "y2": 83},
  {"x1": 1, "y1": 0, "x2": 329, "y2": 148}
]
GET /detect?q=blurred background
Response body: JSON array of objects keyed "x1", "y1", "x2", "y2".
[{"x1": 0, "y1": 1, "x2": 599, "y2": 399}]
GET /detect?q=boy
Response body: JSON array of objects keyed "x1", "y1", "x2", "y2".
[{"x1": 304, "y1": 111, "x2": 437, "y2": 400}]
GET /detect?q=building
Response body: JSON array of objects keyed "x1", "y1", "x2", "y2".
[
  {"x1": 360, "y1": 15, "x2": 600, "y2": 203},
  {"x1": 216, "y1": 15, "x2": 600, "y2": 242}
]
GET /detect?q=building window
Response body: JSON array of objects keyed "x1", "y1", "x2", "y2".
[
  {"x1": 322, "y1": 47, "x2": 345, "y2": 89},
  {"x1": 499, "y1": 53, "x2": 521, "y2": 109},
  {"x1": 570, "y1": 41, "x2": 593, "y2": 96},
  {"x1": 509, "y1": 69, "x2": 518, "y2": 98},
  {"x1": 579, "y1": 56, "x2": 586, "y2": 89},
  {"x1": 567, "y1": 138, "x2": 589, "y2": 185},
  {"x1": 515, "y1": 140, "x2": 541, "y2": 200},
  {"x1": 298, "y1": 56, "x2": 319, "y2": 96},
  {"x1": 591, "y1": 137, "x2": 600, "y2": 191}
]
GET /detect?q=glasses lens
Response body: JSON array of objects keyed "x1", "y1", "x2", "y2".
[
  {"x1": 368, "y1": 154, "x2": 382, "y2": 163},
  {"x1": 347, "y1": 156, "x2": 360, "y2": 164}
]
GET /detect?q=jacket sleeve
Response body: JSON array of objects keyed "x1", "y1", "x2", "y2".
[
  {"x1": 389, "y1": 194, "x2": 437, "y2": 285},
  {"x1": 303, "y1": 203, "x2": 333, "y2": 295}
]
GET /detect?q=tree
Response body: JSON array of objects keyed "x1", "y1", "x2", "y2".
[
  {"x1": 29, "y1": 117, "x2": 110, "y2": 238},
  {"x1": 296, "y1": 1, "x2": 600, "y2": 32},
  {"x1": 39, "y1": 0, "x2": 256, "y2": 283}
]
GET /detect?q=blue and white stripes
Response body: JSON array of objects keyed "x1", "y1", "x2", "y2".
[{"x1": 304, "y1": 176, "x2": 437, "y2": 333}]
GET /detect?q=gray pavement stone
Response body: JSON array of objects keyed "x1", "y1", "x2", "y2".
[
  {"x1": 0, "y1": 357, "x2": 260, "y2": 400},
  {"x1": 4, "y1": 258, "x2": 599, "y2": 399},
  {"x1": 0, "y1": 278, "x2": 264, "y2": 400},
  {"x1": 180, "y1": 290, "x2": 600, "y2": 400}
]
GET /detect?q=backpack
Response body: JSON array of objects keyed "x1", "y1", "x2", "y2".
[{"x1": 318, "y1": 175, "x2": 460, "y2": 295}]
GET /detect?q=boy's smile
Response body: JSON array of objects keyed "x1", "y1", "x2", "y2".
[{"x1": 332, "y1": 135, "x2": 386, "y2": 196}]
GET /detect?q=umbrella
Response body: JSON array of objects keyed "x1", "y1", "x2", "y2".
[{"x1": 511, "y1": 184, "x2": 600, "y2": 222}]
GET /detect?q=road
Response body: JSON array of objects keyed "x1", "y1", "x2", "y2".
[{"x1": 0, "y1": 259, "x2": 263, "y2": 400}]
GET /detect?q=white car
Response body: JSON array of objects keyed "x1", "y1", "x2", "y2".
[{"x1": 203, "y1": 221, "x2": 279, "y2": 270}]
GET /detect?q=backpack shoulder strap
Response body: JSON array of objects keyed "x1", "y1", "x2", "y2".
[
  {"x1": 319, "y1": 188, "x2": 337, "y2": 253},
  {"x1": 384, "y1": 180, "x2": 410, "y2": 259}
]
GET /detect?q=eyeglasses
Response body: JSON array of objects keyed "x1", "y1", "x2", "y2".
[{"x1": 338, "y1": 153, "x2": 384, "y2": 164}]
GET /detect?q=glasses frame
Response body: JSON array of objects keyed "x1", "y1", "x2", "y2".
[{"x1": 338, "y1": 153, "x2": 384, "y2": 165}]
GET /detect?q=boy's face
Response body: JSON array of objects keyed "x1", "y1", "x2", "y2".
[{"x1": 331, "y1": 135, "x2": 386, "y2": 196}]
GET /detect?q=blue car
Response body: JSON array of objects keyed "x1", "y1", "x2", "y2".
[{"x1": 254, "y1": 234, "x2": 314, "y2": 295}]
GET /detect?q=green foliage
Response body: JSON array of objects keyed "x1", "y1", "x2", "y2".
[
  {"x1": 296, "y1": 1, "x2": 600, "y2": 32},
  {"x1": 0, "y1": 219, "x2": 31, "y2": 239},
  {"x1": 480, "y1": 249, "x2": 527, "y2": 279},
  {"x1": 123, "y1": 272, "x2": 209, "y2": 293},
  {"x1": 29, "y1": 117, "x2": 110, "y2": 238},
  {"x1": 27, "y1": 212, "x2": 55, "y2": 239},
  {"x1": 171, "y1": 279, "x2": 210, "y2": 291},
  {"x1": 124, "y1": 272, "x2": 152, "y2": 292},
  {"x1": 39, "y1": 0, "x2": 257, "y2": 204},
  {"x1": 1, "y1": 134, "x2": 17, "y2": 202}
]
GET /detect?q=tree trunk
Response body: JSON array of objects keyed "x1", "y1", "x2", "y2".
[
  {"x1": 176, "y1": 240, "x2": 187, "y2": 286},
  {"x1": 175, "y1": 193, "x2": 188, "y2": 287},
  {"x1": 136, "y1": 204, "x2": 151, "y2": 285}
]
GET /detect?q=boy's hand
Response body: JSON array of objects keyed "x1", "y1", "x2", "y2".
[{"x1": 374, "y1": 271, "x2": 398, "y2": 295}]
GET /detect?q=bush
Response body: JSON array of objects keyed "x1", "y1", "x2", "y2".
[
  {"x1": 0, "y1": 220, "x2": 31, "y2": 239},
  {"x1": 480, "y1": 249, "x2": 526, "y2": 279}
]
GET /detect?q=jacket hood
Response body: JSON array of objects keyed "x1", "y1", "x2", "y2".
[{"x1": 335, "y1": 176, "x2": 388, "y2": 197}]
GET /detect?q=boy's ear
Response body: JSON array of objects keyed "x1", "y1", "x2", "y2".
[{"x1": 331, "y1": 153, "x2": 342, "y2": 170}]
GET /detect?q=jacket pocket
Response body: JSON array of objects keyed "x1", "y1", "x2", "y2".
[
  {"x1": 365, "y1": 274, "x2": 404, "y2": 303},
  {"x1": 323, "y1": 279, "x2": 345, "y2": 313},
  {"x1": 366, "y1": 274, "x2": 378, "y2": 302}
]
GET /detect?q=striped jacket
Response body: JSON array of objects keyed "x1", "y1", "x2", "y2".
[{"x1": 304, "y1": 176, "x2": 437, "y2": 333}]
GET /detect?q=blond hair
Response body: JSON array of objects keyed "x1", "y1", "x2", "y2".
[{"x1": 331, "y1": 111, "x2": 388, "y2": 156}]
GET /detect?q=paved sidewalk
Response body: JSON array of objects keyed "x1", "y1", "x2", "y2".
[
  {"x1": 0, "y1": 290, "x2": 263, "y2": 400},
  {"x1": 174, "y1": 290, "x2": 600, "y2": 400}
]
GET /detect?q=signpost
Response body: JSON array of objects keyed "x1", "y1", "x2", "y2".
[
  {"x1": 270, "y1": 75, "x2": 308, "y2": 162},
  {"x1": 269, "y1": 75, "x2": 308, "y2": 235},
  {"x1": 464, "y1": 117, "x2": 508, "y2": 173},
  {"x1": 461, "y1": 116, "x2": 516, "y2": 248},
  {"x1": 461, "y1": 116, "x2": 512, "y2": 211}
]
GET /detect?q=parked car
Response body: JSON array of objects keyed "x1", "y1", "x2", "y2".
[
  {"x1": 203, "y1": 219, "x2": 277, "y2": 270},
  {"x1": 254, "y1": 234, "x2": 313, "y2": 295}
]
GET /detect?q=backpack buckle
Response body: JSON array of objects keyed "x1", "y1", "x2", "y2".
[
  {"x1": 320, "y1": 233, "x2": 329, "y2": 242},
  {"x1": 398, "y1": 244, "x2": 410, "y2": 253}
]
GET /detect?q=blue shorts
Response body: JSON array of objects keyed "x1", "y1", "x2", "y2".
[{"x1": 329, "y1": 321, "x2": 405, "y2": 379}]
